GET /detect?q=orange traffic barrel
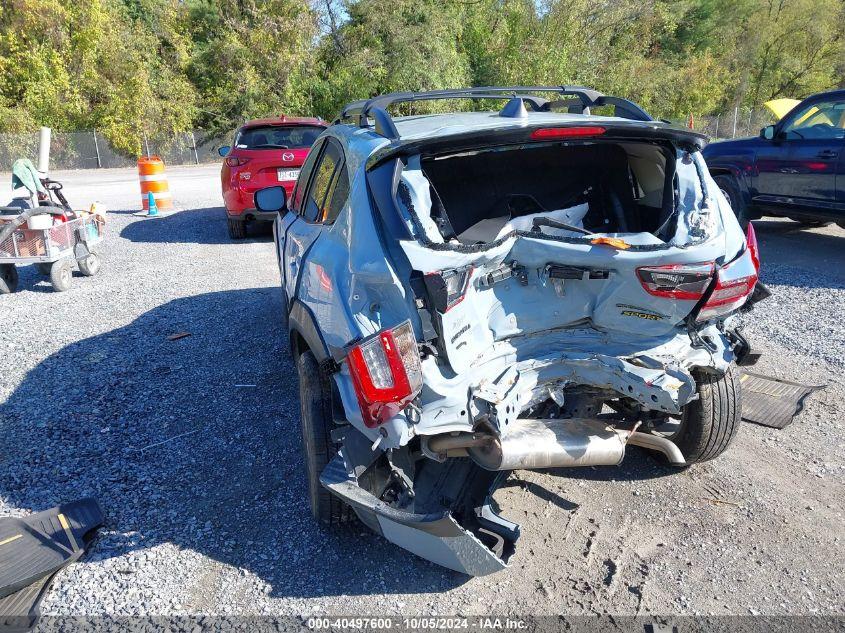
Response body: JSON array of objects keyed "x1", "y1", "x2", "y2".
[{"x1": 138, "y1": 156, "x2": 173, "y2": 211}]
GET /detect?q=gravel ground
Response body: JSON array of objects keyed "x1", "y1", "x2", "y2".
[{"x1": 0, "y1": 165, "x2": 843, "y2": 618}]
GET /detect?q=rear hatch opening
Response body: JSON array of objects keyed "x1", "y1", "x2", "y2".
[{"x1": 403, "y1": 138, "x2": 718, "y2": 249}]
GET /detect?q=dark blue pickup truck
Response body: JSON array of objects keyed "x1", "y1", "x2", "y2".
[{"x1": 703, "y1": 89, "x2": 845, "y2": 228}]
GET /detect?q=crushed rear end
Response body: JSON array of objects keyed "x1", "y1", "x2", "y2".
[{"x1": 324, "y1": 120, "x2": 761, "y2": 574}]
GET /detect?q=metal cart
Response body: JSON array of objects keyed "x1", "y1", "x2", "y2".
[{"x1": 0, "y1": 213, "x2": 104, "y2": 293}]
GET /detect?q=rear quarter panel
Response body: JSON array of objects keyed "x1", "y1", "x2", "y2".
[{"x1": 292, "y1": 129, "x2": 417, "y2": 438}]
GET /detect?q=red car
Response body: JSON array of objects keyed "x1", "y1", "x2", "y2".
[{"x1": 219, "y1": 115, "x2": 327, "y2": 239}]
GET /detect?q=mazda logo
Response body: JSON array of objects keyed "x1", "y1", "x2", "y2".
[{"x1": 282, "y1": 152, "x2": 295, "y2": 161}]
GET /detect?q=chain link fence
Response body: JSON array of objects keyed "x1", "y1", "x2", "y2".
[
  {"x1": 0, "y1": 130, "x2": 233, "y2": 172},
  {"x1": 668, "y1": 107, "x2": 777, "y2": 140}
]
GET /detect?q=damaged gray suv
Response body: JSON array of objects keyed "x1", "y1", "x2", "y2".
[{"x1": 255, "y1": 86, "x2": 766, "y2": 575}]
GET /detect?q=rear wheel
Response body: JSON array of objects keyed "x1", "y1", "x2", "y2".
[
  {"x1": 670, "y1": 366, "x2": 741, "y2": 464},
  {"x1": 0, "y1": 264, "x2": 19, "y2": 294},
  {"x1": 713, "y1": 175, "x2": 749, "y2": 229},
  {"x1": 50, "y1": 259, "x2": 73, "y2": 292},
  {"x1": 788, "y1": 217, "x2": 831, "y2": 228},
  {"x1": 297, "y1": 350, "x2": 352, "y2": 525},
  {"x1": 78, "y1": 252, "x2": 101, "y2": 276},
  {"x1": 228, "y1": 218, "x2": 246, "y2": 240}
]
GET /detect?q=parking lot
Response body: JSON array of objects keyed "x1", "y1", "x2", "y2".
[{"x1": 0, "y1": 164, "x2": 843, "y2": 616}]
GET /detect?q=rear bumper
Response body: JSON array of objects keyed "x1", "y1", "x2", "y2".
[
  {"x1": 320, "y1": 454, "x2": 507, "y2": 576},
  {"x1": 223, "y1": 181, "x2": 295, "y2": 215},
  {"x1": 226, "y1": 208, "x2": 276, "y2": 223}
]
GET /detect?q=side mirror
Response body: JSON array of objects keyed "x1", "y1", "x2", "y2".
[
  {"x1": 255, "y1": 186, "x2": 287, "y2": 214},
  {"x1": 760, "y1": 126, "x2": 775, "y2": 140},
  {"x1": 218, "y1": 145, "x2": 231, "y2": 157}
]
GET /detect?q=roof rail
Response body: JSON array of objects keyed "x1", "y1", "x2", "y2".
[{"x1": 337, "y1": 86, "x2": 652, "y2": 140}]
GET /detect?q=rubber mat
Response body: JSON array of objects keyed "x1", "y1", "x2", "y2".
[
  {"x1": 740, "y1": 372, "x2": 824, "y2": 429},
  {"x1": 0, "y1": 572, "x2": 56, "y2": 632},
  {"x1": 0, "y1": 498, "x2": 103, "y2": 628}
]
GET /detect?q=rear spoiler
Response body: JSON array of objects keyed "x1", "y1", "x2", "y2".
[{"x1": 365, "y1": 121, "x2": 709, "y2": 171}]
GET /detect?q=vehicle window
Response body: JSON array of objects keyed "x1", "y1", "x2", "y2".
[
  {"x1": 235, "y1": 125, "x2": 323, "y2": 150},
  {"x1": 290, "y1": 140, "x2": 325, "y2": 215},
  {"x1": 322, "y1": 163, "x2": 350, "y2": 224},
  {"x1": 782, "y1": 100, "x2": 845, "y2": 140},
  {"x1": 303, "y1": 142, "x2": 343, "y2": 223}
]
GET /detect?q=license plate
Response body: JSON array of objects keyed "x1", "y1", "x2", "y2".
[{"x1": 277, "y1": 168, "x2": 300, "y2": 182}]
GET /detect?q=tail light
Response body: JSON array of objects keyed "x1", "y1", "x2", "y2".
[
  {"x1": 347, "y1": 320, "x2": 423, "y2": 428},
  {"x1": 226, "y1": 157, "x2": 250, "y2": 167},
  {"x1": 423, "y1": 266, "x2": 472, "y2": 313},
  {"x1": 745, "y1": 222, "x2": 760, "y2": 273},
  {"x1": 531, "y1": 126, "x2": 606, "y2": 140},
  {"x1": 637, "y1": 262, "x2": 714, "y2": 300},
  {"x1": 637, "y1": 225, "x2": 761, "y2": 322},
  {"x1": 696, "y1": 227, "x2": 760, "y2": 321}
]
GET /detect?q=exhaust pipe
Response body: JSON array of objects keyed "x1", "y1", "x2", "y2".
[{"x1": 426, "y1": 418, "x2": 686, "y2": 471}]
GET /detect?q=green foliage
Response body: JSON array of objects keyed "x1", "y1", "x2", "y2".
[
  {"x1": 0, "y1": 0, "x2": 198, "y2": 154},
  {"x1": 1, "y1": 0, "x2": 843, "y2": 152}
]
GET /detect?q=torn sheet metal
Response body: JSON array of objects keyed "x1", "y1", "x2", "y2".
[
  {"x1": 415, "y1": 323, "x2": 729, "y2": 437},
  {"x1": 320, "y1": 454, "x2": 506, "y2": 576}
]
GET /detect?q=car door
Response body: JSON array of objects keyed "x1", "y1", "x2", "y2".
[
  {"x1": 839, "y1": 149, "x2": 845, "y2": 215},
  {"x1": 281, "y1": 138, "x2": 346, "y2": 303},
  {"x1": 756, "y1": 96, "x2": 845, "y2": 213},
  {"x1": 276, "y1": 138, "x2": 324, "y2": 290}
]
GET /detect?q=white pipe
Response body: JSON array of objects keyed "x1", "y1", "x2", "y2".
[
  {"x1": 38, "y1": 127, "x2": 51, "y2": 174},
  {"x1": 627, "y1": 431, "x2": 686, "y2": 465}
]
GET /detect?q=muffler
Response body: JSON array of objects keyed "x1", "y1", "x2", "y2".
[
  {"x1": 426, "y1": 418, "x2": 685, "y2": 471},
  {"x1": 469, "y1": 418, "x2": 626, "y2": 470}
]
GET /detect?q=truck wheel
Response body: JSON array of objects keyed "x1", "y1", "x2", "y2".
[
  {"x1": 673, "y1": 366, "x2": 741, "y2": 464},
  {"x1": 297, "y1": 350, "x2": 352, "y2": 525},
  {"x1": 0, "y1": 264, "x2": 19, "y2": 294},
  {"x1": 50, "y1": 259, "x2": 73, "y2": 292},
  {"x1": 788, "y1": 217, "x2": 830, "y2": 228},
  {"x1": 713, "y1": 175, "x2": 749, "y2": 229},
  {"x1": 78, "y1": 252, "x2": 101, "y2": 276},
  {"x1": 228, "y1": 218, "x2": 246, "y2": 240}
]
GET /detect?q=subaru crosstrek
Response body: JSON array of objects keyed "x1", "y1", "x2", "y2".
[
  {"x1": 255, "y1": 87, "x2": 767, "y2": 575},
  {"x1": 218, "y1": 115, "x2": 326, "y2": 239}
]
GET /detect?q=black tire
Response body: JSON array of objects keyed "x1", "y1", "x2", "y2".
[
  {"x1": 50, "y1": 259, "x2": 73, "y2": 292},
  {"x1": 77, "y1": 252, "x2": 101, "y2": 276},
  {"x1": 673, "y1": 366, "x2": 741, "y2": 464},
  {"x1": 713, "y1": 175, "x2": 749, "y2": 229},
  {"x1": 0, "y1": 264, "x2": 19, "y2": 294},
  {"x1": 37, "y1": 263, "x2": 52, "y2": 275},
  {"x1": 297, "y1": 350, "x2": 352, "y2": 525},
  {"x1": 228, "y1": 218, "x2": 246, "y2": 240},
  {"x1": 788, "y1": 217, "x2": 831, "y2": 228}
]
